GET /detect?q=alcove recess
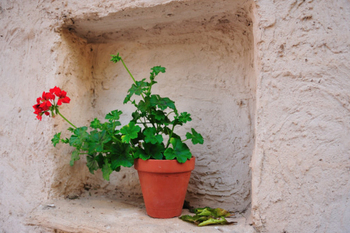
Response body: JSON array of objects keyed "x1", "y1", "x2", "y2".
[{"x1": 55, "y1": 0, "x2": 256, "y2": 213}]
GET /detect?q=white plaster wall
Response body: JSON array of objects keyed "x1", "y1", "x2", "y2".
[
  {"x1": 1, "y1": 0, "x2": 254, "y2": 232},
  {"x1": 1, "y1": 0, "x2": 350, "y2": 232},
  {"x1": 251, "y1": 0, "x2": 350, "y2": 232},
  {"x1": 0, "y1": 2, "x2": 59, "y2": 232}
]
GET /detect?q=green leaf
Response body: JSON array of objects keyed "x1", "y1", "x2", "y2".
[
  {"x1": 178, "y1": 112, "x2": 192, "y2": 124},
  {"x1": 120, "y1": 122, "x2": 141, "y2": 143},
  {"x1": 102, "y1": 160, "x2": 113, "y2": 181},
  {"x1": 164, "y1": 138, "x2": 191, "y2": 163},
  {"x1": 179, "y1": 215, "x2": 196, "y2": 223},
  {"x1": 213, "y1": 208, "x2": 232, "y2": 218},
  {"x1": 134, "y1": 147, "x2": 151, "y2": 160},
  {"x1": 130, "y1": 79, "x2": 149, "y2": 96},
  {"x1": 70, "y1": 150, "x2": 80, "y2": 166},
  {"x1": 143, "y1": 142, "x2": 165, "y2": 160},
  {"x1": 124, "y1": 80, "x2": 149, "y2": 103},
  {"x1": 108, "y1": 141, "x2": 134, "y2": 169},
  {"x1": 152, "y1": 110, "x2": 166, "y2": 121},
  {"x1": 111, "y1": 153, "x2": 134, "y2": 169},
  {"x1": 198, "y1": 217, "x2": 229, "y2": 227},
  {"x1": 179, "y1": 215, "x2": 209, "y2": 225},
  {"x1": 105, "y1": 110, "x2": 123, "y2": 121},
  {"x1": 130, "y1": 131, "x2": 144, "y2": 146},
  {"x1": 149, "y1": 95, "x2": 159, "y2": 107},
  {"x1": 192, "y1": 207, "x2": 207, "y2": 214},
  {"x1": 159, "y1": 97, "x2": 176, "y2": 110},
  {"x1": 52, "y1": 132, "x2": 61, "y2": 147},
  {"x1": 67, "y1": 127, "x2": 75, "y2": 133},
  {"x1": 192, "y1": 207, "x2": 232, "y2": 218},
  {"x1": 95, "y1": 153, "x2": 105, "y2": 168},
  {"x1": 61, "y1": 138, "x2": 69, "y2": 144},
  {"x1": 151, "y1": 66, "x2": 166, "y2": 75},
  {"x1": 137, "y1": 97, "x2": 151, "y2": 112},
  {"x1": 186, "y1": 128, "x2": 204, "y2": 145},
  {"x1": 149, "y1": 95, "x2": 176, "y2": 111},
  {"x1": 88, "y1": 130, "x2": 111, "y2": 153},
  {"x1": 198, "y1": 208, "x2": 213, "y2": 216},
  {"x1": 86, "y1": 155, "x2": 99, "y2": 174},
  {"x1": 110, "y1": 53, "x2": 121, "y2": 63},
  {"x1": 123, "y1": 92, "x2": 133, "y2": 104},
  {"x1": 144, "y1": 127, "x2": 163, "y2": 144},
  {"x1": 69, "y1": 127, "x2": 89, "y2": 148},
  {"x1": 180, "y1": 207, "x2": 234, "y2": 227},
  {"x1": 101, "y1": 120, "x2": 121, "y2": 132},
  {"x1": 131, "y1": 111, "x2": 141, "y2": 121},
  {"x1": 90, "y1": 118, "x2": 102, "y2": 129}
]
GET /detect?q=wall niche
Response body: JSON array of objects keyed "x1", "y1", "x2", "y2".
[{"x1": 54, "y1": 0, "x2": 255, "y2": 213}]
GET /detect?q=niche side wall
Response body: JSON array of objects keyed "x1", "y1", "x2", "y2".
[{"x1": 49, "y1": 30, "x2": 96, "y2": 197}]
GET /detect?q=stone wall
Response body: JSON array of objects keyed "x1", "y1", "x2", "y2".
[
  {"x1": 0, "y1": 0, "x2": 349, "y2": 232},
  {"x1": 251, "y1": 0, "x2": 350, "y2": 232}
]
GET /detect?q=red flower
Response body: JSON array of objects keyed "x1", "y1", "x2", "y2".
[
  {"x1": 33, "y1": 104, "x2": 41, "y2": 115},
  {"x1": 33, "y1": 101, "x2": 49, "y2": 121},
  {"x1": 34, "y1": 86, "x2": 70, "y2": 120},
  {"x1": 39, "y1": 100, "x2": 52, "y2": 111},
  {"x1": 50, "y1": 86, "x2": 71, "y2": 105},
  {"x1": 49, "y1": 86, "x2": 61, "y2": 96},
  {"x1": 42, "y1": 91, "x2": 55, "y2": 101},
  {"x1": 57, "y1": 92, "x2": 70, "y2": 106}
]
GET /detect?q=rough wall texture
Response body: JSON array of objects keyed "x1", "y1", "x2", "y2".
[
  {"x1": 1, "y1": 0, "x2": 254, "y2": 232},
  {"x1": 251, "y1": 0, "x2": 350, "y2": 232},
  {"x1": 0, "y1": 2, "x2": 59, "y2": 232},
  {"x1": 1, "y1": 0, "x2": 350, "y2": 232}
]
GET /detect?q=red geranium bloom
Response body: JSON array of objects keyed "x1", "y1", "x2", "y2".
[
  {"x1": 50, "y1": 86, "x2": 71, "y2": 105},
  {"x1": 57, "y1": 92, "x2": 70, "y2": 105},
  {"x1": 39, "y1": 100, "x2": 52, "y2": 111},
  {"x1": 34, "y1": 86, "x2": 70, "y2": 120},
  {"x1": 42, "y1": 91, "x2": 55, "y2": 101},
  {"x1": 49, "y1": 86, "x2": 61, "y2": 96},
  {"x1": 33, "y1": 104, "x2": 41, "y2": 115},
  {"x1": 33, "y1": 101, "x2": 50, "y2": 121}
]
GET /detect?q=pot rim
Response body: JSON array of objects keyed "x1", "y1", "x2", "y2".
[{"x1": 134, "y1": 157, "x2": 195, "y2": 173}]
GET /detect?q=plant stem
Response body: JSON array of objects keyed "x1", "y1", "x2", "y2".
[
  {"x1": 121, "y1": 58, "x2": 137, "y2": 84},
  {"x1": 167, "y1": 111, "x2": 175, "y2": 117},
  {"x1": 121, "y1": 58, "x2": 145, "y2": 100},
  {"x1": 166, "y1": 124, "x2": 176, "y2": 148},
  {"x1": 111, "y1": 135, "x2": 123, "y2": 144},
  {"x1": 57, "y1": 111, "x2": 77, "y2": 129}
]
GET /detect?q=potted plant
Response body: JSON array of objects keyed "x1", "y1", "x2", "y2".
[{"x1": 33, "y1": 53, "x2": 204, "y2": 218}]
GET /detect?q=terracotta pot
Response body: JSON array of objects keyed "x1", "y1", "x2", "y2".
[{"x1": 134, "y1": 157, "x2": 195, "y2": 218}]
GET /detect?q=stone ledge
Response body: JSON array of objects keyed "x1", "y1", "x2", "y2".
[{"x1": 26, "y1": 196, "x2": 256, "y2": 233}]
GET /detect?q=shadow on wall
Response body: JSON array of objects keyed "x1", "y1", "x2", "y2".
[{"x1": 52, "y1": 0, "x2": 256, "y2": 213}]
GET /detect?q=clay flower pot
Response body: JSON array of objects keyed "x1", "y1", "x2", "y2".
[{"x1": 134, "y1": 157, "x2": 195, "y2": 218}]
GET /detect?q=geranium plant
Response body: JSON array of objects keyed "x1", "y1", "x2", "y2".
[{"x1": 33, "y1": 53, "x2": 203, "y2": 181}]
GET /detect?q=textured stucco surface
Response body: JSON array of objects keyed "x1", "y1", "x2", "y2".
[
  {"x1": 251, "y1": 0, "x2": 350, "y2": 232},
  {"x1": 1, "y1": 0, "x2": 350, "y2": 232},
  {"x1": 1, "y1": 0, "x2": 254, "y2": 232},
  {"x1": 26, "y1": 194, "x2": 255, "y2": 233}
]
